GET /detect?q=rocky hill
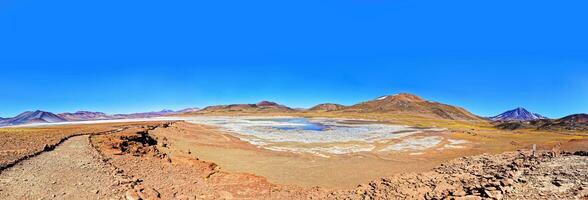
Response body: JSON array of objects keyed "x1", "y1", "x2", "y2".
[
  {"x1": 308, "y1": 103, "x2": 346, "y2": 112},
  {"x1": 199, "y1": 101, "x2": 294, "y2": 113},
  {"x1": 490, "y1": 107, "x2": 547, "y2": 121},
  {"x1": 340, "y1": 93, "x2": 481, "y2": 120},
  {"x1": 0, "y1": 110, "x2": 67, "y2": 126}
]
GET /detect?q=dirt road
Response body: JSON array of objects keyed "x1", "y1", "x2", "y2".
[{"x1": 0, "y1": 135, "x2": 128, "y2": 200}]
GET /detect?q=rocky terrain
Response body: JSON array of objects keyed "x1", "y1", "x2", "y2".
[
  {"x1": 490, "y1": 107, "x2": 547, "y2": 121},
  {"x1": 333, "y1": 150, "x2": 588, "y2": 200}
]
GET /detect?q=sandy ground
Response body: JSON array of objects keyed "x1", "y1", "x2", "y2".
[
  {"x1": 0, "y1": 135, "x2": 129, "y2": 200},
  {"x1": 148, "y1": 122, "x2": 488, "y2": 189},
  {"x1": 0, "y1": 125, "x2": 120, "y2": 168}
]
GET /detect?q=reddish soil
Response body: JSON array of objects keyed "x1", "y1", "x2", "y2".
[{"x1": 90, "y1": 122, "x2": 312, "y2": 199}]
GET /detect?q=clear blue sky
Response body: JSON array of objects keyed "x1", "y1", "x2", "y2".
[{"x1": 0, "y1": 0, "x2": 586, "y2": 118}]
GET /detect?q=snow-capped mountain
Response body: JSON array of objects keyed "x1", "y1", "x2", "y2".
[{"x1": 490, "y1": 107, "x2": 547, "y2": 121}]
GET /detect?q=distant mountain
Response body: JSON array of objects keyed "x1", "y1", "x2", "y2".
[
  {"x1": 0, "y1": 108, "x2": 199, "y2": 127},
  {"x1": 558, "y1": 113, "x2": 588, "y2": 124},
  {"x1": 176, "y1": 107, "x2": 200, "y2": 114},
  {"x1": 538, "y1": 113, "x2": 588, "y2": 131},
  {"x1": 58, "y1": 111, "x2": 113, "y2": 121},
  {"x1": 112, "y1": 109, "x2": 177, "y2": 119},
  {"x1": 0, "y1": 110, "x2": 67, "y2": 126},
  {"x1": 58, "y1": 109, "x2": 178, "y2": 121},
  {"x1": 193, "y1": 94, "x2": 481, "y2": 120},
  {"x1": 199, "y1": 101, "x2": 294, "y2": 113},
  {"x1": 490, "y1": 107, "x2": 546, "y2": 121},
  {"x1": 308, "y1": 103, "x2": 346, "y2": 112},
  {"x1": 341, "y1": 93, "x2": 480, "y2": 120},
  {"x1": 494, "y1": 113, "x2": 588, "y2": 131}
]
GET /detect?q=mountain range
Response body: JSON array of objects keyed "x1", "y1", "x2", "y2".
[
  {"x1": 198, "y1": 101, "x2": 294, "y2": 113},
  {"x1": 489, "y1": 107, "x2": 547, "y2": 121},
  {"x1": 0, "y1": 108, "x2": 200, "y2": 127},
  {"x1": 58, "y1": 111, "x2": 113, "y2": 121},
  {"x1": 495, "y1": 113, "x2": 588, "y2": 131},
  {"x1": 1, "y1": 93, "x2": 585, "y2": 130},
  {"x1": 0, "y1": 110, "x2": 67, "y2": 126},
  {"x1": 340, "y1": 93, "x2": 480, "y2": 120},
  {"x1": 195, "y1": 93, "x2": 480, "y2": 121}
]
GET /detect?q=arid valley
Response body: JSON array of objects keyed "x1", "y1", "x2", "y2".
[{"x1": 1, "y1": 94, "x2": 587, "y2": 200}]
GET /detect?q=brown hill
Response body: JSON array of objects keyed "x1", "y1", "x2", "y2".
[
  {"x1": 342, "y1": 93, "x2": 480, "y2": 120},
  {"x1": 308, "y1": 103, "x2": 346, "y2": 112},
  {"x1": 558, "y1": 114, "x2": 588, "y2": 124},
  {"x1": 199, "y1": 101, "x2": 294, "y2": 113},
  {"x1": 538, "y1": 114, "x2": 588, "y2": 131}
]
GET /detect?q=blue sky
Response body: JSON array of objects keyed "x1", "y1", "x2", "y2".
[{"x1": 0, "y1": 0, "x2": 586, "y2": 118}]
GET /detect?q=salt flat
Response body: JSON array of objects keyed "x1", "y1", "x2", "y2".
[{"x1": 178, "y1": 116, "x2": 452, "y2": 155}]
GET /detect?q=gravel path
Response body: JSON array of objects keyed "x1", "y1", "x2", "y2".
[{"x1": 0, "y1": 135, "x2": 127, "y2": 200}]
